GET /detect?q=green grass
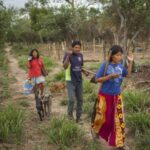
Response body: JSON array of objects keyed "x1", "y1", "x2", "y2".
[
  {"x1": 18, "y1": 55, "x2": 27, "y2": 71},
  {"x1": 84, "y1": 62, "x2": 100, "y2": 72},
  {"x1": 84, "y1": 91, "x2": 97, "y2": 102},
  {"x1": 43, "y1": 56, "x2": 55, "y2": 71},
  {"x1": 135, "y1": 131, "x2": 150, "y2": 150},
  {"x1": 19, "y1": 100, "x2": 30, "y2": 107},
  {"x1": 123, "y1": 90, "x2": 150, "y2": 113},
  {"x1": 0, "y1": 49, "x2": 11, "y2": 100},
  {"x1": 124, "y1": 90, "x2": 150, "y2": 149},
  {"x1": 83, "y1": 102, "x2": 93, "y2": 118},
  {"x1": 52, "y1": 70, "x2": 65, "y2": 82},
  {"x1": 86, "y1": 141, "x2": 101, "y2": 150},
  {"x1": 42, "y1": 117, "x2": 84, "y2": 149},
  {"x1": 0, "y1": 105, "x2": 25, "y2": 143},
  {"x1": 83, "y1": 79, "x2": 97, "y2": 94},
  {"x1": 12, "y1": 44, "x2": 36, "y2": 57},
  {"x1": 126, "y1": 112, "x2": 150, "y2": 134}
]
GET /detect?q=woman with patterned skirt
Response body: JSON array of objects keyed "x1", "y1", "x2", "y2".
[{"x1": 91, "y1": 45, "x2": 133, "y2": 150}]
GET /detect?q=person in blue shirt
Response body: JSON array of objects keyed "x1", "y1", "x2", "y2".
[
  {"x1": 63, "y1": 40, "x2": 88, "y2": 123},
  {"x1": 91, "y1": 45, "x2": 133, "y2": 150}
]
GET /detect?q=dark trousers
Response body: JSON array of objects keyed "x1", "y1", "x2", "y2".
[{"x1": 66, "y1": 81, "x2": 83, "y2": 119}]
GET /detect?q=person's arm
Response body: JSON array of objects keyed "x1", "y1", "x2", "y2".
[
  {"x1": 63, "y1": 52, "x2": 72, "y2": 69},
  {"x1": 27, "y1": 56, "x2": 32, "y2": 68},
  {"x1": 63, "y1": 55, "x2": 70, "y2": 69},
  {"x1": 126, "y1": 54, "x2": 134, "y2": 77},
  {"x1": 81, "y1": 55, "x2": 90, "y2": 76},
  {"x1": 95, "y1": 62, "x2": 119, "y2": 83},
  {"x1": 27, "y1": 61, "x2": 31, "y2": 68},
  {"x1": 40, "y1": 57, "x2": 45, "y2": 69},
  {"x1": 96, "y1": 74, "x2": 119, "y2": 83}
]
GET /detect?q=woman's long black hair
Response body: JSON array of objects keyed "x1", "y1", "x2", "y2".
[
  {"x1": 29, "y1": 48, "x2": 40, "y2": 58},
  {"x1": 109, "y1": 45, "x2": 123, "y2": 62}
]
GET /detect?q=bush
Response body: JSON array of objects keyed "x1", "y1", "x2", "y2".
[
  {"x1": 43, "y1": 117, "x2": 84, "y2": 149},
  {"x1": 0, "y1": 105, "x2": 24, "y2": 143}
]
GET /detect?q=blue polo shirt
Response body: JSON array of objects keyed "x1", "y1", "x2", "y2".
[
  {"x1": 96, "y1": 62, "x2": 128, "y2": 95},
  {"x1": 63, "y1": 52, "x2": 83, "y2": 82}
]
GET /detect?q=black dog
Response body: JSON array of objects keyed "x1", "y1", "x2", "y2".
[
  {"x1": 34, "y1": 89, "x2": 44, "y2": 121},
  {"x1": 42, "y1": 93, "x2": 53, "y2": 117}
]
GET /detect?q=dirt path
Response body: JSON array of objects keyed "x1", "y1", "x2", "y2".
[
  {"x1": 3, "y1": 46, "x2": 132, "y2": 150},
  {"x1": 4, "y1": 47, "x2": 55, "y2": 150}
]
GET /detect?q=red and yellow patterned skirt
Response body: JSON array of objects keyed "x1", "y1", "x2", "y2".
[{"x1": 91, "y1": 92, "x2": 125, "y2": 147}]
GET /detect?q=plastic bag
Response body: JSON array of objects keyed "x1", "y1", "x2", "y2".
[{"x1": 23, "y1": 79, "x2": 34, "y2": 95}]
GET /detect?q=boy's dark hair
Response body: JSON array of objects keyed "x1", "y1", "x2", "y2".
[
  {"x1": 72, "y1": 40, "x2": 81, "y2": 48},
  {"x1": 29, "y1": 48, "x2": 40, "y2": 58}
]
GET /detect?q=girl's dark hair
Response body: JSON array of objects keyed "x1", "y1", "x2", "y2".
[
  {"x1": 109, "y1": 45, "x2": 123, "y2": 61},
  {"x1": 29, "y1": 48, "x2": 40, "y2": 58},
  {"x1": 72, "y1": 40, "x2": 81, "y2": 48}
]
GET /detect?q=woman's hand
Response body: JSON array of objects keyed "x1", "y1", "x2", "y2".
[
  {"x1": 127, "y1": 53, "x2": 134, "y2": 63},
  {"x1": 28, "y1": 56, "x2": 32, "y2": 61},
  {"x1": 108, "y1": 73, "x2": 120, "y2": 79}
]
